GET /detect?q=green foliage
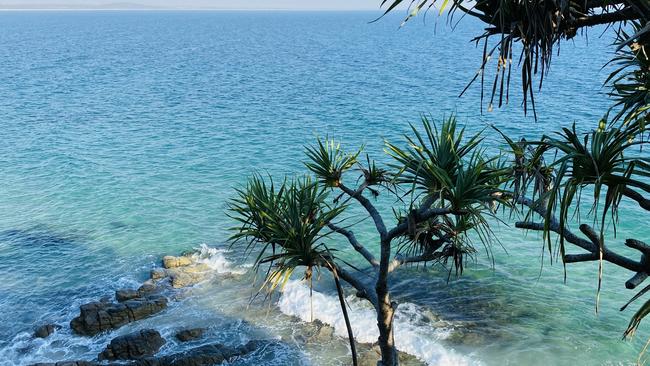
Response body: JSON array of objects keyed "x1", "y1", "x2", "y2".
[
  {"x1": 607, "y1": 21, "x2": 650, "y2": 125},
  {"x1": 379, "y1": 1, "x2": 649, "y2": 119},
  {"x1": 385, "y1": 115, "x2": 483, "y2": 197},
  {"x1": 228, "y1": 175, "x2": 345, "y2": 291},
  {"x1": 304, "y1": 138, "x2": 360, "y2": 188},
  {"x1": 386, "y1": 115, "x2": 510, "y2": 273}
]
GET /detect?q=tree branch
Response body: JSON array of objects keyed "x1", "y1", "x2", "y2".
[
  {"x1": 339, "y1": 183, "x2": 387, "y2": 238},
  {"x1": 328, "y1": 223, "x2": 379, "y2": 267},
  {"x1": 622, "y1": 187, "x2": 650, "y2": 212},
  {"x1": 335, "y1": 265, "x2": 378, "y2": 308},
  {"x1": 514, "y1": 196, "x2": 650, "y2": 288},
  {"x1": 386, "y1": 207, "x2": 460, "y2": 242}
]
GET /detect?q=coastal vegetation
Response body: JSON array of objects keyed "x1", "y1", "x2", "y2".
[{"x1": 228, "y1": 1, "x2": 650, "y2": 365}]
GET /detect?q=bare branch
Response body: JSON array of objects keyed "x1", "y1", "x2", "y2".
[
  {"x1": 514, "y1": 195, "x2": 648, "y2": 278},
  {"x1": 334, "y1": 265, "x2": 378, "y2": 308},
  {"x1": 622, "y1": 187, "x2": 650, "y2": 212},
  {"x1": 339, "y1": 183, "x2": 387, "y2": 238},
  {"x1": 328, "y1": 223, "x2": 379, "y2": 267}
]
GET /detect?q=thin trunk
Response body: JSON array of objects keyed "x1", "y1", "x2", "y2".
[
  {"x1": 332, "y1": 266, "x2": 358, "y2": 366},
  {"x1": 376, "y1": 285, "x2": 398, "y2": 365}
]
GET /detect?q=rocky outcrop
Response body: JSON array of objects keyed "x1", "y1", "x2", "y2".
[
  {"x1": 162, "y1": 256, "x2": 192, "y2": 269},
  {"x1": 70, "y1": 295, "x2": 168, "y2": 336},
  {"x1": 115, "y1": 289, "x2": 140, "y2": 302},
  {"x1": 33, "y1": 324, "x2": 61, "y2": 339},
  {"x1": 134, "y1": 340, "x2": 271, "y2": 366},
  {"x1": 174, "y1": 328, "x2": 205, "y2": 342},
  {"x1": 30, "y1": 362, "x2": 98, "y2": 366},
  {"x1": 98, "y1": 329, "x2": 165, "y2": 361}
]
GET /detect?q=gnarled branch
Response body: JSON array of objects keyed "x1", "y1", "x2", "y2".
[{"x1": 328, "y1": 223, "x2": 379, "y2": 267}]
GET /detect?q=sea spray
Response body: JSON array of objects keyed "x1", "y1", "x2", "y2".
[
  {"x1": 191, "y1": 244, "x2": 249, "y2": 275},
  {"x1": 278, "y1": 280, "x2": 481, "y2": 366}
]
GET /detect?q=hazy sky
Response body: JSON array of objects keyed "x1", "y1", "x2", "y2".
[{"x1": 0, "y1": 0, "x2": 394, "y2": 10}]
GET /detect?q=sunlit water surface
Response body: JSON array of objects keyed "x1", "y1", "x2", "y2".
[{"x1": 0, "y1": 10, "x2": 646, "y2": 366}]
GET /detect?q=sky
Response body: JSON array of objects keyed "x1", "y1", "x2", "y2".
[{"x1": 0, "y1": 0, "x2": 393, "y2": 10}]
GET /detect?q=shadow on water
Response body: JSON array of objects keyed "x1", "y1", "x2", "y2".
[{"x1": 0, "y1": 225, "x2": 121, "y2": 345}]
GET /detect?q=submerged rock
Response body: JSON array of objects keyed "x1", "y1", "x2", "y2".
[
  {"x1": 99, "y1": 329, "x2": 166, "y2": 361},
  {"x1": 174, "y1": 328, "x2": 206, "y2": 342},
  {"x1": 134, "y1": 340, "x2": 271, "y2": 366},
  {"x1": 162, "y1": 256, "x2": 193, "y2": 269},
  {"x1": 33, "y1": 324, "x2": 61, "y2": 339},
  {"x1": 70, "y1": 295, "x2": 168, "y2": 336}
]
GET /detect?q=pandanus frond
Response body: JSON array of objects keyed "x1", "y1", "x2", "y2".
[
  {"x1": 228, "y1": 175, "x2": 346, "y2": 291},
  {"x1": 379, "y1": 1, "x2": 648, "y2": 119},
  {"x1": 387, "y1": 116, "x2": 510, "y2": 273},
  {"x1": 305, "y1": 138, "x2": 360, "y2": 188},
  {"x1": 385, "y1": 115, "x2": 483, "y2": 198},
  {"x1": 607, "y1": 21, "x2": 650, "y2": 126}
]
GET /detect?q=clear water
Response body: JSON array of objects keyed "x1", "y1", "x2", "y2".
[{"x1": 0, "y1": 10, "x2": 646, "y2": 366}]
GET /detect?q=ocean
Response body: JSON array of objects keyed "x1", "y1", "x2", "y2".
[{"x1": 0, "y1": 10, "x2": 646, "y2": 365}]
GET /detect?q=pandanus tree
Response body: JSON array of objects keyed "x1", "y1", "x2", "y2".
[
  {"x1": 228, "y1": 116, "x2": 510, "y2": 366},
  {"x1": 379, "y1": 0, "x2": 650, "y2": 353}
]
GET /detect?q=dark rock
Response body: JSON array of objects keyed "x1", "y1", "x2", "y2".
[
  {"x1": 33, "y1": 324, "x2": 61, "y2": 338},
  {"x1": 29, "y1": 362, "x2": 98, "y2": 366},
  {"x1": 174, "y1": 328, "x2": 205, "y2": 342},
  {"x1": 70, "y1": 295, "x2": 168, "y2": 336},
  {"x1": 134, "y1": 340, "x2": 272, "y2": 366},
  {"x1": 99, "y1": 329, "x2": 165, "y2": 361},
  {"x1": 138, "y1": 281, "x2": 162, "y2": 296},
  {"x1": 115, "y1": 289, "x2": 140, "y2": 302}
]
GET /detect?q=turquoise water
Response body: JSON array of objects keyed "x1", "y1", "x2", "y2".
[{"x1": 0, "y1": 10, "x2": 646, "y2": 365}]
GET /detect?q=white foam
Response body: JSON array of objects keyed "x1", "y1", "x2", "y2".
[
  {"x1": 191, "y1": 244, "x2": 249, "y2": 275},
  {"x1": 278, "y1": 279, "x2": 480, "y2": 366}
]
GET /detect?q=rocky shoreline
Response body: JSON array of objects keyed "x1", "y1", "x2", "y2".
[
  {"x1": 27, "y1": 249, "x2": 424, "y2": 366},
  {"x1": 28, "y1": 252, "x2": 270, "y2": 366}
]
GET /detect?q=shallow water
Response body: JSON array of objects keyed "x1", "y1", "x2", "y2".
[{"x1": 0, "y1": 10, "x2": 646, "y2": 366}]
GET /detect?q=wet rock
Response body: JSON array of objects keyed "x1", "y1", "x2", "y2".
[
  {"x1": 30, "y1": 362, "x2": 98, "y2": 366},
  {"x1": 150, "y1": 268, "x2": 166, "y2": 280},
  {"x1": 70, "y1": 295, "x2": 168, "y2": 336},
  {"x1": 162, "y1": 256, "x2": 193, "y2": 269},
  {"x1": 99, "y1": 329, "x2": 166, "y2": 361},
  {"x1": 116, "y1": 289, "x2": 140, "y2": 302},
  {"x1": 169, "y1": 271, "x2": 203, "y2": 289},
  {"x1": 33, "y1": 324, "x2": 61, "y2": 338},
  {"x1": 138, "y1": 281, "x2": 163, "y2": 295},
  {"x1": 175, "y1": 328, "x2": 206, "y2": 342},
  {"x1": 134, "y1": 340, "x2": 272, "y2": 366},
  {"x1": 166, "y1": 264, "x2": 211, "y2": 289}
]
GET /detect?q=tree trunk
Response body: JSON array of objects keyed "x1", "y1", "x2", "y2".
[
  {"x1": 332, "y1": 267, "x2": 358, "y2": 366},
  {"x1": 376, "y1": 289, "x2": 398, "y2": 365}
]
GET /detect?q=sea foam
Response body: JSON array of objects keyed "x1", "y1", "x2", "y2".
[
  {"x1": 278, "y1": 279, "x2": 479, "y2": 366},
  {"x1": 191, "y1": 243, "x2": 249, "y2": 275}
]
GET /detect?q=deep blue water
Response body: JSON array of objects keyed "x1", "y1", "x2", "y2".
[{"x1": 0, "y1": 10, "x2": 644, "y2": 366}]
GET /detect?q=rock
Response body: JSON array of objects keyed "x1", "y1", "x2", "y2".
[
  {"x1": 150, "y1": 268, "x2": 166, "y2": 280},
  {"x1": 169, "y1": 271, "x2": 204, "y2": 289},
  {"x1": 116, "y1": 289, "x2": 140, "y2": 302},
  {"x1": 138, "y1": 281, "x2": 162, "y2": 295},
  {"x1": 29, "y1": 362, "x2": 98, "y2": 366},
  {"x1": 98, "y1": 329, "x2": 166, "y2": 361},
  {"x1": 133, "y1": 340, "x2": 273, "y2": 366},
  {"x1": 162, "y1": 256, "x2": 193, "y2": 269},
  {"x1": 33, "y1": 324, "x2": 61, "y2": 338},
  {"x1": 166, "y1": 264, "x2": 211, "y2": 289},
  {"x1": 70, "y1": 295, "x2": 168, "y2": 336},
  {"x1": 175, "y1": 328, "x2": 206, "y2": 342}
]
